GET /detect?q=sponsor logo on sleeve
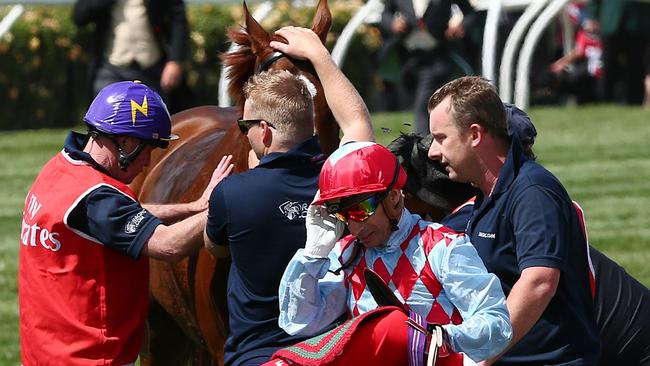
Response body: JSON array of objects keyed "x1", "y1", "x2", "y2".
[{"x1": 125, "y1": 209, "x2": 148, "y2": 234}]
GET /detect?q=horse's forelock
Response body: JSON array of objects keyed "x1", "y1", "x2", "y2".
[
  {"x1": 219, "y1": 16, "x2": 338, "y2": 153},
  {"x1": 221, "y1": 27, "x2": 257, "y2": 107}
]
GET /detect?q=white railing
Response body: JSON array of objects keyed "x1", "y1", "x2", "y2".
[
  {"x1": 514, "y1": 0, "x2": 570, "y2": 108},
  {"x1": 498, "y1": 0, "x2": 549, "y2": 103},
  {"x1": 481, "y1": 0, "x2": 502, "y2": 84},
  {"x1": 2, "y1": 0, "x2": 572, "y2": 109},
  {"x1": 330, "y1": 0, "x2": 383, "y2": 66},
  {"x1": 0, "y1": 4, "x2": 23, "y2": 39}
]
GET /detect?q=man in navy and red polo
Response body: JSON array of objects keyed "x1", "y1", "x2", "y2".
[
  {"x1": 440, "y1": 103, "x2": 649, "y2": 366},
  {"x1": 427, "y1": 76, "x2": 600, "y2": 365}
]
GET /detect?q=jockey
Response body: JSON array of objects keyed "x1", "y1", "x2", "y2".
[
  {"x1": 18, "y1": 80, "x2": 232, "y2": 365},
  {"x1": 270, "y1": 142, "x2": 512, "y2": 366}
]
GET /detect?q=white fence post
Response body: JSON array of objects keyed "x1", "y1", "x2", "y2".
[
  {"x1": 481, "y1": 0, "x2": 502, "y2": 84},
  {"x1": 330, "y1": 0, "x2": 383, "y2": 67},
  {"x1": 498, "y1": 0, "x2": 548, "y2": 103},
  {"x1": 0, "y1": 5, "x2": 24, "y2": 39},
  {"x1": 514, "y1": 0, "x2": 569, "y2": 108}
]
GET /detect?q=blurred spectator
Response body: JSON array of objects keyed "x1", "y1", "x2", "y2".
[
  {"x1": 72, "y1": 0, "x2": 193, "y2": 113},
  {"x1": 377, "y1": 0, "x2": 477, "y2": 134},
  {"x1": 541, "y1": 2, "x2": 603, "y2": 104},
  {"x1": 585, "y1": 0, "x2": 650, "y2": 104}
]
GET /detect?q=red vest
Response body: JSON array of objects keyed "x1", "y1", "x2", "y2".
[{"x1": 19, "y1": 151, "x2": 149, "y2": 365}]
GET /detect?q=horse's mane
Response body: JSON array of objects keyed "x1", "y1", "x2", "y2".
[
  {"x1": 221, "y1": 27, "x2": 255, "y2": 108},
  {"x1": 387, "y1": 133, "x2": 477, "y2": 213},
  {"x1": 221, "y1": 27, "x2": 288, "y2": 108}
]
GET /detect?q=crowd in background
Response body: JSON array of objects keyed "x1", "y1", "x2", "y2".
[
  {"x1": 370, "y1": 0, "x2": 650, "y2": 117},
  {"x1": 68, "y1": 0, "x2": 650, "y2": 119}
]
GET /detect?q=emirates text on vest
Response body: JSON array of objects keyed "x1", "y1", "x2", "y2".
[{"x1": 21, "y1": 193, "x2": 61, "y2": 251}]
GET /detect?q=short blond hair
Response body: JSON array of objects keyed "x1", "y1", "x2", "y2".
[{"x1": 243, "y1": 70, "x2": 314, "y2": 144}]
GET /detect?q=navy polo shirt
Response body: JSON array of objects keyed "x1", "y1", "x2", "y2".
[
  {"x1": 206, "y1": 136, "x2": 325, "y2": 366},
  {"x1": 464, "y1": 139, "x2": 600, "y2": 365}
]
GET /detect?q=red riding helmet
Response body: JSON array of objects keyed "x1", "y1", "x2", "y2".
[{"x1": 314, "y1": 142, "x2": 407, "y2": 205}]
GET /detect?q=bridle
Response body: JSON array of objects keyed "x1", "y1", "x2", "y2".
[{"x1": 256, "y1": 51, "x2": 285, "y2": 74}]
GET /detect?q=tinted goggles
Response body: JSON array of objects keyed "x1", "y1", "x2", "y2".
[
  {"x1": 326, "y1": 194, "x2": 385, "y2": 223},
  {"x1": 237, "y1": 118, "x2": 276, "y2": 135}
]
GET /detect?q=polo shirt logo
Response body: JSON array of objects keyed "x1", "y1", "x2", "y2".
[
  {"x1": 478, "y1": 231, "x2": 496, "y2": 239},
  {"x1": 125, "y1": 209, "x2": 147, "y2": 234},
  {"x1": 279, "y1": 201, "x2": 308, "y2": 220}
]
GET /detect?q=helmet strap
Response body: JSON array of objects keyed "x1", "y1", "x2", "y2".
[
  {"x1": 115, "y1": 140, "x2": 147, "y2": 171},
  {"x1": 101, "y1": 134, "x2": 147, "y2": 171},
  {"x1": 389, "y1": 218, "x2": 399, "y2": 232},
  {"x1": 380, "y1": 199, "x2": 400, "y2": 232},
  {"x1": 86, "y1": 127, "x2": 148, "y2": 171}
]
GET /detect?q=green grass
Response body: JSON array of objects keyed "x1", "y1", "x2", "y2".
[{"x1": 1, "y1": 106, "x2": 648, "y2": 363}]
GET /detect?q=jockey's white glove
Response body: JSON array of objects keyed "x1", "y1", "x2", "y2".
[{"x1": 304, "y1": 199, "x2": 345, "y2": 258}]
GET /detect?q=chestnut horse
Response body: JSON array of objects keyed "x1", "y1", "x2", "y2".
[{"x1": 131, "y1": 1, "x2": 339, "y2": 364}]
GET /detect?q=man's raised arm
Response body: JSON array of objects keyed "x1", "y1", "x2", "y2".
[{"x1": 270, "y1": 26, "x2": 375, "y2": 145}]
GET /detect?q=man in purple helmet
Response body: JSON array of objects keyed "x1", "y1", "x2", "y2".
[{"x1": 18, "y1": 80, "x2": 233, "y2": 365}]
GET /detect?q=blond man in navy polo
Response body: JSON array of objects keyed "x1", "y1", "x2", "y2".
[{"x1": 203, "y1": 27, "x2": 375, "y2": 366}]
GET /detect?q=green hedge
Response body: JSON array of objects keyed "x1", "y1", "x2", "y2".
[{"x1": 0, "y1": 1, "x2": 382, "y2": 130}]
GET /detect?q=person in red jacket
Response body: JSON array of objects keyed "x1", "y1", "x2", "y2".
[{"x1": 18, "y1": 80, "x2": 232, "y2": 365}]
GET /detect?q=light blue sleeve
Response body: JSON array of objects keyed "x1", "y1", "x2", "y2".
[
  {"x1": 278, "y1": 247, "x2": 349, "y2": 336},
  {"x1": 430, "y1": 234, "x2": 513, "y2": 362}
]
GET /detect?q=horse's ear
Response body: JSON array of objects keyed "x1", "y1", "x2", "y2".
[
  {"x1": 311, "y1": 0, "x2": 332, "y2": 43},
  {"x1": 244, "y1": 1, "x2": 271, "y2": 55}
]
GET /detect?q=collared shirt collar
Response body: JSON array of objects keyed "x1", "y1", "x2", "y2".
[
  {"x1": 63, "y1": 131, "x2": 113, "y2": 176},
  {"x1": 375, "y1": 207, "x2": 417, "y2": 254},
  {"x1": 488, "y1": 135, "x2": 528, "y2": 199},
  {"x1": 258, "y1": 135, "x2": 325, "y2": 167}
]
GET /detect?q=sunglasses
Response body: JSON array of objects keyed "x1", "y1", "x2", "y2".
[
  {"x1": 326, "y1": 194, "x2": 385, "y2": 223},
  {"x1": 324, "y1": 157, "x2": 401, "y2": 223},
  {"x1": 237, "y1": 118, "x2": 276, "y2": 135}
]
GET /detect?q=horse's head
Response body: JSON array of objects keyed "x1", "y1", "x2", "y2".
[
  {"x1": 222, "y1": 0, "x2": 339, "y2": 154},
  {"x1": 387, "y1": 133, "x2": 478, "y2": 220}
]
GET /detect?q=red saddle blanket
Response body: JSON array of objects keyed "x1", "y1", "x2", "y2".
[{"x1": 270, "y1": 307, "x2": 401, "y2": 366}]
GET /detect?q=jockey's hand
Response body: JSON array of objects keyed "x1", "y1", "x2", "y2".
[
  {"x1": 198, "y1": 155, "x2": 234, "y2": 210},
  {"x1": 270, "y1": 27, "x2": 330, "y2": 64},
  {"x1": 304, "y1": 192, "x2": 345, "y2": 258},
  {"x1": 426, "y1": 324, "x2": 456, "y2": 365}
]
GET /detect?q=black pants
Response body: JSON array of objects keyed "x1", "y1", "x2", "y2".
[
  {"x1": 407, "y1": 51, "x2": 455, "y2": 135},
  {"x1": 93, "y1": 60, "x2": 164, "y2": 97},
  {"x1": 601, "y1": 32, "x2": 648, "y2": 104}
]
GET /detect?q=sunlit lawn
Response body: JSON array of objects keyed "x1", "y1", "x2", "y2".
[{"x1": 0, "y1": 105, "x2": 648, "y2": 363}]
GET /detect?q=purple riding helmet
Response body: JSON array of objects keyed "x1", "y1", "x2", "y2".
[
  {"x1": 84, "y1": 81, "x2": 179, "y2": 169},
  {"x1": 84, "y1": 80, "x2": 178, "y2": 147}
]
